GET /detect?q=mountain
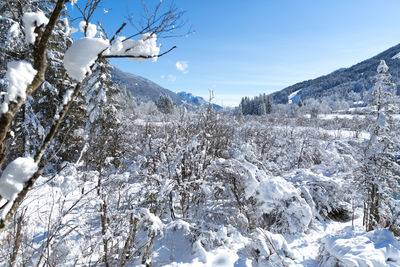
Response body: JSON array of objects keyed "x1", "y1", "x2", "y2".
[
  {"x1": 111, "y1": 67, "x2": 221, "y2": 109},
  {"x1": 111, "y1": 67, "x2": 183, "y2": 104},
  {"x1": 270, "y1": 43, "x2": 400, "y2": 104},
  {"x1": 177, "y1": 92, "x2": 223, "y2": 110}
]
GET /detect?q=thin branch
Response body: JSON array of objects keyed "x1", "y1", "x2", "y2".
[
  {"x1": 97, "y1": 21, "x2": 109, "y2": 40},
  {"x1": 5, "y1": 0, "x2": 18, "y2": 21},
  {"x1": 102, "y1": 45, "x2": 177, "y2": 59},
  {"x1": 110, "y1": 22, "x2": 127, "y2": 44}
]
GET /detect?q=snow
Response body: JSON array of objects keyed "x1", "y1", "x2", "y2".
[
  {"x1": 320, "y1": 226, "x2": 400, "y2": 266},
  {"x1": 288, "y1": 89, "x2": 301, "y2": 104},
  {"x1": 0, "y1": 157, "x2": 37, "y2": 206},
  {"x1": 110, "y1": 36, "x2": 124, "y2": 52},
  {"x1": 7, "y1": 22, "x2": 21, "y2": 42},
  {"x1": 1, "y1": 61, "x2": 37, "y2": 113},
  {"x1": 79, "y1": 21, "x2": 97, "y2": 38},
  {"x1": 62, "y1": 17, "x2": 74, "y2": 36},
  {"x1": 392, "y1": 52, "x2": 400, "y2": 59},
  {"x1": 377, "y1": 59, "x2": 389, "y2": 74},
  {"x1": 70, "y1": 0, "x2": 78, "y2": 8},
  {"x1": 64, "y1": 33, "x2": 161, "y2": 81},
  {"x1": 285, "y1": 212, "x2": 361, "y2": 266},
  {"x1": 63, "y1": 37, "x2": 109, "y2": 82},
  {"x1": 62, "y1": 88, "x2": 74, "y2": 105},
  {"x1": 78, "y1": 21, "x2": 86, "y2": 32},
  {"x1": 109, "y1": 33, "x2": 160, "y2": 62},
  {"x1": 22, "y1": 11, "x2": 49, "y2": 44}
]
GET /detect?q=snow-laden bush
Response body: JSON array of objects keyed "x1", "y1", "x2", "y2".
[
  {"x1": 210, "y1": 153, "x2": 312, "y2": 234},
  {"x1": 242, "y1": 228, "x2": 295, "y2": 266},
  {"x1": 317, "y1": 139, "x2": 360, "y2": 175},
  {"x1": 287, "y1": 169, "x2": 353, "y2": 221},
  {"x1": 145, "y1": 220, "x2": 296, "y2": 267},
  {"x1": 319, "y1": 226, "x2": 400, "y2": 267}
]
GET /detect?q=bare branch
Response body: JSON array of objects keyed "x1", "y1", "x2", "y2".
[
  {"x1": 5, "y1": 0, "x2": 18, "y2": 21},
  {"x1": 124, "y1": 1, "x2": 189, "y2": 41},
  {"x1": 110, "y1": 22, "x2": 127, "y2": 44},
  {"x1": 102, "y1": 45, "x2": 177, "y2": 59},
  {"x1": 75, "y1": 0, "x2": 102, "y2": 36}
]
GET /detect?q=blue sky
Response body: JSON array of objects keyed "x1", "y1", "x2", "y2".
[{"x1": 69, "y1": 0, "x2": 400, "y2": 106}]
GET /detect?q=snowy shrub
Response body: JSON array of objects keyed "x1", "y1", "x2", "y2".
[
  {"x1": 243, "y1": 228, "x2": 295, "y2": 266},
  {"x1": 319, "y1": 226, "x2": 400, "y2": 267},
  {"x1": 287, "y1": 169, "x2": 353, "y2": 221},
  {"x1": 210, "y1": 156, "x2": 312, "y2": 234}
]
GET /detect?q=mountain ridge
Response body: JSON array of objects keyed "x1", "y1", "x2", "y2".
[
  {"x1": 110, "y1": 67, "x2": 183, "y2": 104},
  {"x1": 111, "y1": 67, "x2": 222, "y2": 109},
  {"x1": 269, "y1": 43, "x2": 400, "y2": 104}
]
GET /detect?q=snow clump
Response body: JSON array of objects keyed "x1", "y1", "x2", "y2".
[
  {"x1": 110, "y1": 33, "x2": 160, "y2": 62},
  {"x1": 64, "y1": 32, "x2": 161, "y2": 82},
  {"x1": 319, "y1": 226, "x2": 400, "y2": 266},
  {"x1": 1, "y1": 61, "x2": 37, "y2": 113},
  {"x1": 78, "y1": 21, "x2": 97, "y2": 38},
  {"x1": 63, "y1": 37, "x2": 109, "y2": 82},
  {"x1": 0, "y1": 157, "x2": 38, "y2": 201},
  {"x1": 22, "y1": 11, "x2": 49, "y2": 44},
  {"x1": 377, "y1": 59, "x2": 389, "y2": 74}
]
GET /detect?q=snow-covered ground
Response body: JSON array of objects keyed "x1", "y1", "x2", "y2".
[{"x1": 286, "y1": 212, "x2": 363, "y2": 266}]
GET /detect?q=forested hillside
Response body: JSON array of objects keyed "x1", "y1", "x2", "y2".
[
  {"x1": 0, "y1": 0, "x2": 399, "y2": 266},
  {"x1": 270, "y1": 43, "x2": 400, "y2": 104},
  {"x1": 111, "y1": 67, "x2": 182, "y2": 104}
]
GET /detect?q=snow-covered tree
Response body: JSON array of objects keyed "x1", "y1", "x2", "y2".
[
  {"x1": 155, "y1": 94, "x2": 175, "y2": 114},
  {"x1": 360, "y1": 60, "x2": 400, "y2": 232},
  {"x1": 0, "y1": 0, "x2": 185, "y2": 233}
]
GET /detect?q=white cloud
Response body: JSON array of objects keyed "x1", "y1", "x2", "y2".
[
  {"x1": 176, "y1": 61, "x2": 189, "y2": 72},
  {"x1": 160, "y1": 74, "x2": 165, "y2": 79},
  {"x1": 168, "y1": 74, "x2": 177, "y2": 82}
]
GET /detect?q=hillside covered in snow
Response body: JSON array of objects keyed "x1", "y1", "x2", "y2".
[{"x1": 269, "y1": 43, "x2": 400, "y2": 104}]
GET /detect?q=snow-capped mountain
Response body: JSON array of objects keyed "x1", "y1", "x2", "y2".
[
  {"x1": 177, "y1": 91, "x2": 222, "y2": 110},
  {"x1": 270, "y1": 43, "x2": 400, "y2": 104}
]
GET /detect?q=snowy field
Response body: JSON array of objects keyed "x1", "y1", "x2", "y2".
[{"x1": 1, "y1": 111, "x2": 399, "y2": 267}]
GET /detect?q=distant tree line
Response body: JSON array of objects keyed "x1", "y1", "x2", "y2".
[{"x1": 238, "y1": 94, "x2": 274, "y2": 116}]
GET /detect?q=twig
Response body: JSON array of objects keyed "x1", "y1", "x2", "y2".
[{"x1": 103, "y1": 45, "x2": 176, "y2": 59}]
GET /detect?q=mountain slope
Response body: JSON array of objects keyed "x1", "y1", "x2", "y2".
[
  {"x1": 111, "y1": 67, "x2": 182, "y2": 104},
  {"x1": 111, "y1": 68, "x2": 221, "y2": 109},
  {"x1": 177, "y1": 92, "x2": 223, "y2": 110},
  {"x1": 270, "y1": 43, "x2": 400, "y2": 104}
]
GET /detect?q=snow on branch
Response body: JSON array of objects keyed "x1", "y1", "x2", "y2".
[
  {"x1": 63, "y1": 33, "x2": 174, "y2": 82},
  {"x1": 63, "y1": 37, "x2": 110, "y2": 82},
  {"x1": 0, "y1": 157, "x2": 38, "y2": 218},
  {"x1": 22, "y1": 11, "x2": 49, "y2": 44},
  {"x1": 109, "y1": 33, "x2": 160, "y2": 62},
  {"x1": 1, "y1": 61, "x2": 37, "y2": 113}
]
